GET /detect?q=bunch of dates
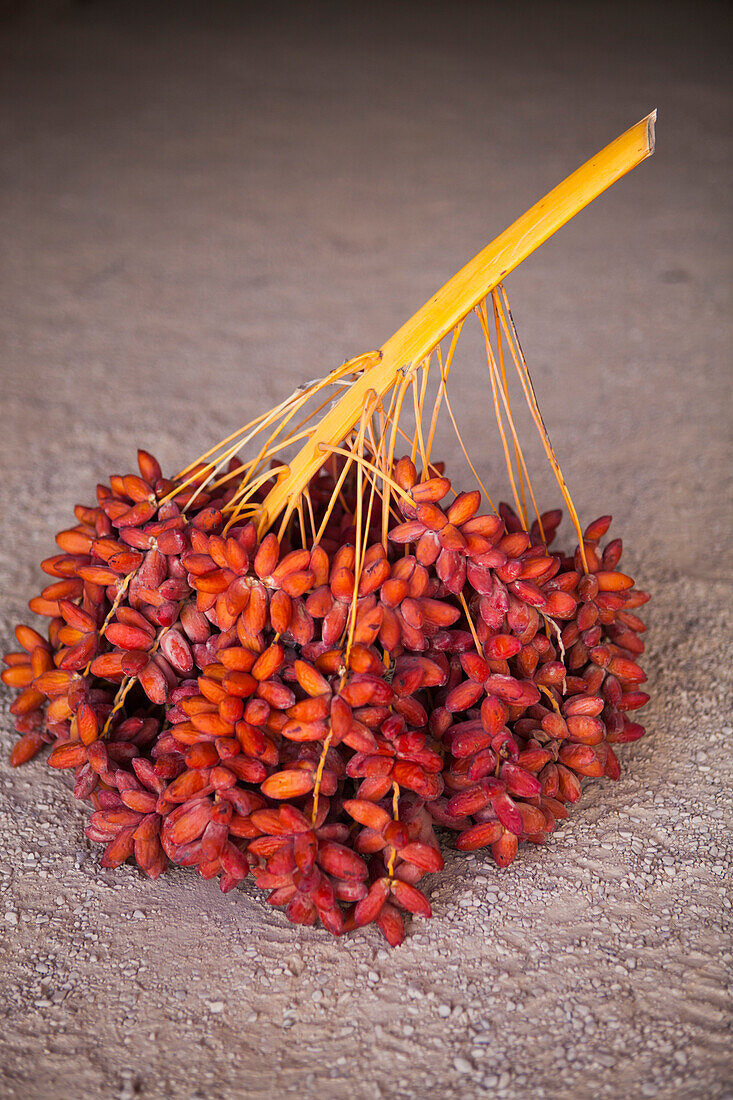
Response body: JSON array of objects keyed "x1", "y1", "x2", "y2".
[{"x1": 1, "y1": 451, "x2": 649, "y2": 945}]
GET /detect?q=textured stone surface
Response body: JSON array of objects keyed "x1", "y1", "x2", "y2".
[{"x1": 0, "y1": 3, "x2": 730, "y2": 1098}]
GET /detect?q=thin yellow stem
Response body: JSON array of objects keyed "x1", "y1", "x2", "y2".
[
  {"x1": 223, "y1": 464, "x2": 290, "y2": 534},
  {"x1": 365, "y1": 405, "x2": 394, "y2": 552},
  {"x1": 494, "y1": 286, "x2": 588, "y2": 571},
  {"x1": 424, "y1": 324, "x2": 462, "y2": 467},
  {"x1": 492, "y1": 298, "x2": 528, "y2": 522},
  {"x1": 459, "y1": 591, "x2": 483, "y2": 655},
  {"x1": 476, "y1": 303, "x2": 524, "y2": 522},
  {"x1": 176, "y1": 351, "x2": 379, "y2": 483},
  {"x1": 539, "y1": 685, "x2": 562, "y2": 714},
  {"x1": 385, "y1": 369, "x2": 413, "y2": 477},
  {"x1": 438, "y1": 370, "x2": 497, "y2": 513},
  {"x1": 540, "y1": 611, "x2": 567, "y2": 694},
  {"x1": 296, "y1": 496, "x2": 307, "y2": 547},
  {"x1": 83, "y1": 572, "x2": 133, "y2": 677},
  {"x1": 316, "y1": 444, "x2": 416, "y2": 510},
  {"x1": 411, "y1": 361, "x2": 430, "y2": 475},
  {"x1": 387, "y1": 781, "x2": 400, "y2": 877},
  {"x1": 310, "y1": 731, "x2": 333, "y2": 826},
  {"x1": 343, "y1": 406, "x2": 370, "y2": 666},
  {"x1": 169, "y1": 385, "x2": 312, "y2": 499},
  {"x1": 477, "y1": 301, "x2": 544, "y2": 532},
  {"x1": 101, "y1": 676, "x2": 136, "y2": 738},
  {"x1": 492, "y1": 297, "x2": 545, "y2": 542},
  {"x1": 381, "y1": 368, "x2": 416, "y2": 546},
  {"x1": 312, "y1": 445, "x2": 358, "y2": 547},
  {"x1": 377, "y1": 383, "x2": 404, "y2": 550},
  {"x1": 214, "y1": 426, "x2": 314, "y2": 500},
  {"x1": 392, "y1": 422, "x2": 449, "y2": 487},
  {"x1": 174, "y1": 406, "x2": 282, "y2": 479},
  {"x1": 303, "y1": 486, "x2": 318, "y2": 545}
]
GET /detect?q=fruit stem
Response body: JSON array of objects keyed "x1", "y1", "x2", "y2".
[
  {"x1": 387, "y1": 781, "x2": 400, "y2": 877},
  {"x1": 258, "y1": 112, "x2": 656, "y2": 529}
]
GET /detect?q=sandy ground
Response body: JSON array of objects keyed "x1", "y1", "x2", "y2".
[{"x1": 1, "y1": 2, "x2": 731, "y2": 1098}]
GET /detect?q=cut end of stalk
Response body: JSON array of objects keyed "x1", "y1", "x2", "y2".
[{"x1": 646, "y1": 109, "x2": 657, "y2": 155}]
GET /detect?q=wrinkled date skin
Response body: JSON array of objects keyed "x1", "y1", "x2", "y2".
[{"x1": 2, "y1": 450, "x2": 649, "y2": 946}]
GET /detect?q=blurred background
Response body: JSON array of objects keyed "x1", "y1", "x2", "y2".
[
  {"x1": 0, "y1": 4, "x2": 730, "y2": 1099},
  {"x1": 1, "y1": 0, "x2": 730, "y2": 580}
]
